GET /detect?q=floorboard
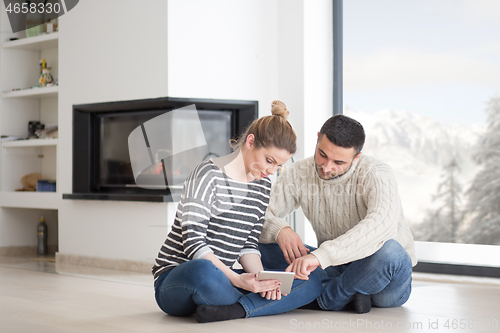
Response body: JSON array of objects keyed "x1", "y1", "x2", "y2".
[{"x1": 1, "y1": 257, "x2": 499, "y2": 332}]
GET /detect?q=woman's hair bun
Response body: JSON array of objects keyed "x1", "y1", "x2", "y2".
[
  {"x1": 233, "y1": 99, "x2": 296, "y2": 154},
  {"x1": 271, "y1": 100, "x2": 289, "y2": 119}
]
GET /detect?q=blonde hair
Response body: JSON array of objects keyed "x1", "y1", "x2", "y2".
[{"x1": 233, "y1": 100, "x2": 297, "y2": 154}]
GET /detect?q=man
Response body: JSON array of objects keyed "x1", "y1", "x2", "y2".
[{"x1": 259, "y1": 114, "x2": 417, "y2": 314}]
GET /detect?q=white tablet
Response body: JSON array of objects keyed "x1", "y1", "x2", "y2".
[{"x1": 257, "y1": 271, "x2": 295, "y2": 295}]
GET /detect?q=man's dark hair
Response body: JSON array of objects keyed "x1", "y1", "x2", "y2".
[{"x1": 319, "y1": 114, "x2": 365, "y2": 155}]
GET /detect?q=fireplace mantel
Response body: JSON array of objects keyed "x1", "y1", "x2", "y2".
[{"x1": 62, "y1": 192, "x2": 173, "y2": 202}]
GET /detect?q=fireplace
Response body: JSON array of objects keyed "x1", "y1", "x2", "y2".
[{"x1": 63, "y1": 97, "x2": 258, "y2": 202}]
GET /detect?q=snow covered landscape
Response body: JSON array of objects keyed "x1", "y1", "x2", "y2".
[
  {"x1": 344, "y1": 107, "x2": 485, "y2": 240},
  {"x1": 339, "y1": 0, "x2": 500, "y2": 249}
]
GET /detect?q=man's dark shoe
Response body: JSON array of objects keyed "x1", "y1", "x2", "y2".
[{"x1": 353, "y1": 293, "x2": 371, "y2": 314}]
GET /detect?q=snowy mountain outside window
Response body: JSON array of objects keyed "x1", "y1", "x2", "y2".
[{"x1": 343, "y1": 0, "x2": 500, "y2": 254}]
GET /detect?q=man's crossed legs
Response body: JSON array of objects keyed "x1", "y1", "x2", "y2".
[{"x1": 259, "y1": 239, "x2": 413, "y2": 313}]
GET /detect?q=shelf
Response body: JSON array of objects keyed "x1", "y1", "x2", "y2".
[
  {"x1": 0, "y1": 191, "x2": 60, "y2": 209},
  {"x1": 2, "y1": 138, "x2": 58, "y2": 148},
  {"x1": 2, "y1": 86, "x2": 58, "y2": 99},
  {"x1": 2, "y1": 32, "x2": 59, "y2": 51}
]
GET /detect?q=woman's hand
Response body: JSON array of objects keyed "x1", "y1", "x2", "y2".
[
  {"x1": 202, "y1": 253, "x2": 280, "y2": 295},
  {"x1": 233, "y1": 272, "x2": 280, "y2": 294},
  {"x1": 260, "y1": 287, "x2": 287, "y2": 300}
]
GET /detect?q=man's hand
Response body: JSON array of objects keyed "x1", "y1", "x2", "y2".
[
  {"x1": 277, "y1": 226, "x2": 310, "y2": 264},
  {"x1": 285, "y1": 254, "x2": 320, "y2": 280}
]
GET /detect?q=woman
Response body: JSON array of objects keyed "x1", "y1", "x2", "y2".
[{"x1": 152, "y1": 101, "x2": 322, "y2": 323}]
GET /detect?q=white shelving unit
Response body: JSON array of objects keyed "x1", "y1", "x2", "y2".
[
  {"x1": 0, "y1": 191, "x2": 60, "y2": 210},
  {"x1": 0, "y1": 32, "x2": 59, "y2": 209},
  {"x1": 2, "y1": 32, "x2": 59, "y2": 51},
  {"x1": 1, "y1": 139, "x2": 58, "y2": 203},
  {"x1": 2, "y1": 86, "x2": 58, "y2": 99},
  {"x1": 2, "y1": 138, "x2": 58, "y2": 147}
]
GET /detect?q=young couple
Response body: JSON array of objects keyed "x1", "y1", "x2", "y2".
[{"x1": 152, "y1": 101, "x2": 417, "y2": 323}]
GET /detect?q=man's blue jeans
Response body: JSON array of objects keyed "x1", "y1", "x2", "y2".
[
  {"x1": 154, "y1": 259, "x2": 323, "y2": 318},
  {"x1": 259, "y1": 239, "x2": 413, "y2": 311}
]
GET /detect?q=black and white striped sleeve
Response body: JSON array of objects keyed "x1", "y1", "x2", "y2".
[
  {"x1": 239, "y1": 216, "x2": 263, "y2": 258},
  {"x1": 179, "y1": 165, "x2": 216, "y2": 260}
]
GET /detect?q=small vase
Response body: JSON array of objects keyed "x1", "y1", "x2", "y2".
[
  {"x1": 26, "y1": 12, "x2": 44, "y2": 37},
  {"x1": 39, "y1": 68, "x2": 54, "y2": 87}
]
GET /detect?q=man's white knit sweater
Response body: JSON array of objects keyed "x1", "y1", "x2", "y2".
[{"x1": 259, "y1": 154, "x2": 417, "y2": 269}]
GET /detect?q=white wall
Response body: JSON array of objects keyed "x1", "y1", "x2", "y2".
[
  {"x1": 303, "y1": 0, "x2": 334, "y2": 246},
  {"x1": 56, "y1": 0, "x2": 332, "y2": 263},
  {"x1": 58, "y1": 0, "x2": 171, "y2": 262},
  {"x1": 276, "y1": 0, "x2": 333, "y2": 246},
  {"x1": 304, "y1": 0, "x2": 333, "y2": 158},
  {"x1": 167, "y1": 0, "x2": 280, "y2": 112}
]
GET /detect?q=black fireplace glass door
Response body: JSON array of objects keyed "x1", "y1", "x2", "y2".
[{"x1": 98, "y1": 109, "x2": 232, "y2": 191}]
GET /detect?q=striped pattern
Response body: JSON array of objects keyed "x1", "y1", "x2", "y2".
[{"x1": 152, "y1": 160, "x2": 271, "y2": 282}]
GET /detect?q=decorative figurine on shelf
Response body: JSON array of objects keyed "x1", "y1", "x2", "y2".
[
  {"x1": 39, "y1": 59, "x2": 54, "y2": 87},
  {"x1": 39, "y1": 67, "x2": 54, "y2": 87}
]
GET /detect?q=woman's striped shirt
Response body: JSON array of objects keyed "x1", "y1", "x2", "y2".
[{"x1": 152, "y1": 159, "x2": 272, "y2": 283}]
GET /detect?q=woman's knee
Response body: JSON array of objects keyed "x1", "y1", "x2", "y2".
[
  {"x1": 157, "y1": 260, "x2": 222, "y2": 299},
  {"x1": 155, "y1": 260, "x2": 225, "y2": 316},
  {"x1": 155, "y1": 277, "x2": 197, "y2": 316}
]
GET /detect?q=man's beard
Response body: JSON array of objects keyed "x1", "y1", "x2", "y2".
[
  {"x1": 315, "y1": 162, "x2": 337, "y2": 180},
  {"x1": 314, "y1": 158, "x2": 353, "y2": 180}
]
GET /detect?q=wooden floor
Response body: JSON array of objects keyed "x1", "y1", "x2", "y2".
[{"x1": 1, "y1": 257, "x2": 500, "y2": 333}]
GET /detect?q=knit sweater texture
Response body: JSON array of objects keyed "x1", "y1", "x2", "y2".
[{"x1": 259, "y1": 155, "x2": 417, "y2": 268}]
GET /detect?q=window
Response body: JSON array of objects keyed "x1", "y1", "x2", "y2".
[{"x1": 344, "y1": 0, "x2": 500, "y2": 270}]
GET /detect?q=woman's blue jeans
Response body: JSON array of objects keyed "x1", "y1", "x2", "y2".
[
  {"x1": 259, "y1": 239, "x2": 413, "y2": 311},
  {"x1": 154, "y1": 259, "x2": 323, "y2": 318}
]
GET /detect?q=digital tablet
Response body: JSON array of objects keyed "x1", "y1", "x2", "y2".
[{"x1": 257, "y1": 271, "x2": 295, "y2": 294}]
